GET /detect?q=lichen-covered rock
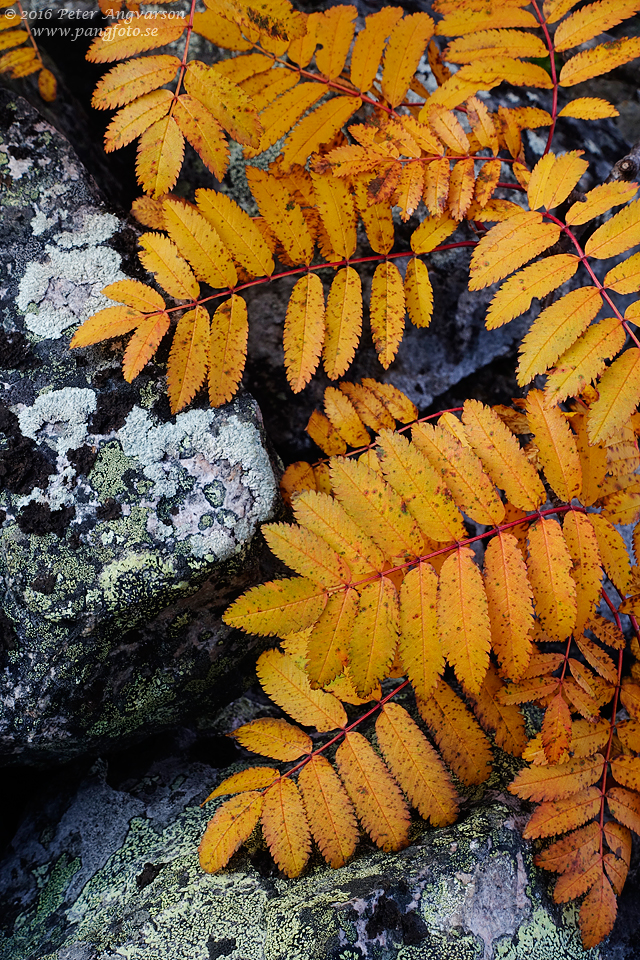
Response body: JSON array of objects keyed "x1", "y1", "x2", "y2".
[
  {"x1": 0, "y1": 89, "x2": 280, "y2": 765},
  {"x1": 0, "y1": 723, "x2": 637, "y2": 960}
]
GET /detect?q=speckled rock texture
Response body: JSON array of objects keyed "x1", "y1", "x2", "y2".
[
  {"x1": 0, "y1": 89, "x2": 280, "y2": 766},
  {"x1": 0, "y1": 700, "x2": 638, "y2": 960}
]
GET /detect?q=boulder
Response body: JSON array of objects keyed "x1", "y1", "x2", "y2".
[{"x1": 0, "y1": 89, "x2": 280, "y2": 765}]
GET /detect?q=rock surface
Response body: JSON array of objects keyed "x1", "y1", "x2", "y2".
[
  {"x1": 0, "y1": 709, "x2": 638, "y2": 960},
  {"x1": 0, "y1": 89, "x2": 280, "y2": 765}
]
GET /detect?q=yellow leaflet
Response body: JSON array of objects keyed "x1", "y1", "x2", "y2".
[
  {"x1": 445, "y1": 28, "x2": 547, "y2": 63},
  {"x1": 205, "y1": 767, "x2": 279, "y2": 800},
  {"x1": 323, "y1": 268, "x2": 362, "y2": 380},
  {"x1": 92, "y1": 55, "x2": 180, "y2": 111},
  {"x1": 191, "y1": 9, "x2": 253, "y2": 50},
  {"x1": 349, "y1": 576, "x2": 398, "y2": 697},
  {"x1": 163, "y1": 199, "x2": 236, "y2": 289},
  {"x1": 330, "y1": 457, "x2": 424, "y2": 560},
  {"x1": 377, "y1": 702, "x2": 459, "y2": 825},
  {"x1": 122, "y1": 311, "x2": 170, "y2": 381},
  {"x1": 246, "y1": 167, "x2": 314, "y2": 265},
  {"x1": 587, "y1": 514, "x2": 630, "y2": 595},
  {"x1": 287, "y1": 10, "x2": 321, "y2": 67},
  {"x1": 243, "y1": 65, "x2": 299, "y2": 113},
  {"x1": 601, "y1": 481, "x2": 640, "y2": 527},
  {"x1": 377, "y1": 429, "x2": 465, "y2": 543},
  {"x1": 131, "y1": 196, "x2": 165, "y2": 231},
  {"x1": 336, "y1": 731, "x2": 411, "y2": 852},
  {"x1": 496, "y1": 106, "x2": 521, "y2": 161},
  {"x1": 86, "y1": 14, "x2": 187, "y2": 63},
  {"x1": 284, "y1": 273, "x2": 325, "y2": 394},
  {"x1": 213, "y1": 0, "x2": 305, "y2": 43},
  {"x1": 412, "y1": 422, "x2": 505, "y2": 526},
  {"x1": 554, "y1": 0, "x2": 640, "y2": 52},
  {"x1": 525, "y1": 718, "x2": 609, "y2": 766},
  {"x1": 543, "y1": 0, "x2": 581, "y2": 22},
  {"x1": 262, "y1": 522, "x2": 351, "y2": 588},
  {"x1": 70, "y1": 305, "x2": 145, "y2": 349},
  {"x1": 399, "y1": 115, "x2": 442, "y2": 154},
  {"x1": 310, "y1": 172, "x2": 356, "y2": 260},
  {"x1": 339, "y1": 381, "x2": 395, "y2": 432},
  {"x1": 399, "y1": 561, "x2": 444, "y2": 700},
  {"x1": 293, "y1": 490, "x2": 386, "y2": 578},
  {"x1": 604, "y1": 251, "x2": 640, "y2": 294},
  {"x1": 467, "y1": 198, "x2": 524, "y2": 222},
  {"x1": 462, "y1": 399, "x2": 544, "y2": 511},
  {"x1": 579, "y1": 872, "x2": 618, "y2": 949},
  {"x1": 404, "y1": 257, "x2": 433, "y2": 329},
  {"x1": 620, "y1": 681, "x2": 640, "y2": 719},
  {"x1": 457, "y1": 58, "x2": 553, "y2": 90},
  {"x1": 208, "y1": 295, "x2": 248, "y2": 408},
  {"x1": 527, "y1": 517, "x2": 577, "y2": 642},
  {"x1": 262, "y1": 778, "x2": 311, "y2": 878},
  {"x1": 0, "y1": 28, "x2": 28, "y2": 51},
  {"x1": 196, "y1": 190, "x2": 273, "y2": 278},
  {"x1": 173, "y1": 96, "x2": 229, "y2": 181},
  {"x1": 362, "y1": 380, "x2": 417, "y2": 423},
  {"x1": 224, "y1": 577, "x2": 327, "y2": 637},
  {"x1": 437, "y1": 547, "x2": 491, "y2": 695},
  {"x1": 564, "y1": 511, "x2": 603, "y2": 637},
  {"x1": 102, "y1": 279, "x2": 165, "y2": 313},
  {"x1": 540, "y1": 699, "x2": 576, "y2": 764},
  {"x1": 576, "y1": 634, "x2": 617, "y2": 686},
  {"x1": 281, "y1": 95, "x2": 361, "y2": 172},
  {"x1": 517, "y1": 287, "x2": 603, "y2": 386},
  {"x1": 298, "y1": 756, "x2": 358, "y2": 868},
  {"x1": 511, "y1": 756, "x2": 603, "y2": 803},
  {"x1": 469, "y1": 212, "x2": 561, "y2": 290},
  {"x1": 486, "y1": 255, "x2": 579, "y2": 331},
  {"x1": 307, "y1": 588, "x2": 358, "y2": 689},
  {"x1": 527, "y1": 151, "x2": 588, "y2": 211},
  {"x1": 232, "y1": 718, "x2": 312, "y2": 761},
  {"x1": 245, "y1": 82, "x2": 324, "y2": 159},
  {"x1": 475, "y1": 158, "x2": 501, "y2": 207},
  {"x1": 466, "y1": 97, "x2": 499, "y2": 155},
  {"x1": 167, "y1": 305, "x2": 209, "y2": 414},
  {"x1": 468, "y1": 662, "x2": 528, "y2": 757},
  {"x1": 184, "y1": 61, "x2": 262, "y2": 148},
  {"x1": 199, "y1": 791, "x2": 264, "y2": 873},
  {"x1": 426, "y1": 76, "x2": 488, "y2": 111},
  {"x1": 448, "y1": 157, "x2": 475, "y2": 221},
  {"x1": 324, "y1": 386, "x2": 369, "y2": 447},
  {"x1": 350, "y1": 6, "x2": 403, "y2": 92},
  {"x1": 138, "y1": 232, "x2": 199, "y2": 300},
  {"x1": 525, "y1": 390, "x2": 582, "y2": 501},
  {"x1": 422, "y1": 159, "x2": 450, "y2": 218},
  {"x1": 558, "y1": 98, "x2": 619, "y2": 120},
  {"x1": 315, "y1": 4, "x2": 356, "y2": 79},
  {"x1": 604, "y1": 821, "x2": 632, "y2": 869},
  {"x1": 523, "y1": 785, "x2": 601, "y2": 840},
  {"x1": 416, "y1": 679, "x2": 493, "y2": 786},
  {"x1": 257, "y1": 647, "x2": 346, "y2": 731},
  {"x1": 104, "y1": 89, "x2": 172, "y2": 152},
  {"x1": 394, "y1": 164, "x2": 424, "y2": 222},
  {"x1": 411, "y1": 210, "x2": 457, "y2": 254},
  {"x1": 585, "y1": 199, "x2": 640, "y2": 260},
  {"x1": 606, "y1": 787, "x2": 640, "y2": 841},
  {"x1": 370, "y1": 262, "x2": 405, "y2": 370},
  {"x1": 435, "y1": 7, "x2": 537, "y2": 35},
  {"x1": 210, "y1": 51, "x2": 273, "y2": 83},
  {"x1": 306, "y1": 410, "x2": 346, "y2": 456},
  {"x1": 136, "y1": 116, "x2": 184, "y2": 198},
  {"x1": 381, "y1": 12, "x2": 435, "y2": 108},
  {"x1": 566, "y1": 181, "x2": 637, "y2": 226},
  {"x1": 588, "y1": 348, "x2": 640, "y2": 445},
  {"x1": 544, "y1": 316, "x2": 626, "y2": 406},
  {"x1": 427, "y1": 105, "x2": 469, "y2": 154},
  {"x1": 560, "y1": 36, "x2": 640, "y2": 86},
  {"x1": 0, "y1": 48, "x2": 36, "y2": 77}
]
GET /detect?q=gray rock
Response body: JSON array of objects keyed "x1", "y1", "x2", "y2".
[
  {"x1": 0, "y1": 90, "x2": 280, "y2": 765},
  {"x1": 0, "y1": 721, "x2": 637, "y2": 960}
]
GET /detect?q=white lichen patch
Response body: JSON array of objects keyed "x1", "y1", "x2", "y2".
[
  {"x1": 15, "y1": 387, "x2": 97, "y2": 453},
  {"x1": 54, "y1": 212, "x2": 120, "y2": 249}
]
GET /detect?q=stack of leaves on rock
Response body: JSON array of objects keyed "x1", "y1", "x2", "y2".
[{"x1": 206, "y1": 383, "x2": 640, "y2": 951}]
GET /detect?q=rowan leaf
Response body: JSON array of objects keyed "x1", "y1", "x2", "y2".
[
  {"x1": 349, "y1": 7, "x2": 403, "y2": 92},
  {"x1": 579, "y1": 872, "x2": 618, "y2": 950},
  {"x1": 310, "y1": 172, "x2": 356, "y2": 260},
  {"x1": 527, "y1": 517, "x2": 577, "y2": 642},
  {"x1": 293, "y1": 490, "x2": 386, "y2": 579},
  {"x1": 427, "y1": 105, "x2": 469, "y2": 154},
  {"x1": 232, "y1": 718, "x2": 312, "y2": 761},
  {"x1": 199, "y1": 791, "x2": 264, "y2": 872},
  {"x1": 517, "y1": 287, "x2": 603, "y2": 386},
  {"x1": 468, "y1": 663, "x2": 528, "y2": 756},
  {"x1": 87, "y1": 14, "x2": 187, "y2": 62},
  {"x1": 369, "y1": 261, "x2": 405, "y2": 370},
  {"x1": 525, "y1": 390, "x2": 582, "y2": 500},
  {"x1": 283, "y1": 272, "x2": 325, "y2": 394},
  {"x1": 246, "y1": 82, "x2": 325, "y2": 158},
  {"x1": 462, "y1": 399, "x2": 544, "y2": 510},
  {"x1": 588, "y1": 514, "x2": 631, "y2": 597},
  {"x1": 474, "y1": 158, "x2": 501, "y2": 208},
  {"x1": 354, "y1": 179, "x2": 395, "y2": 254},
  {"x1": 349, "y1": 576, "x2": 399, "y2": 697},
  {"x1": 457, "y1": 58, "x2": 553, "y2": 91},
  {"x1": 607, "y1": 786, "x2": 640, "y2": 836},
  {"x1": 281, "y1": 95, "x2": 361, "y2": 172},
  {"x1": 205, "y1": 767, "x2": 280, "y2": 800},
  {"x1": 535, "y1": 821, "x2": 601, "y2": 873},
  {"x1": 261, "y1": 778, "x2": 311, "y2": 878},
  {"x1": 335, "y1": 731, "x2": 411, "y2": 852},
  {"x1": 264, "y1": 522, "x2": 351, "y2": 590},
  {"x1": 558, "y1": 97, "x2": 619, "y2": 120},
  {"x1": 257, "y1": 648, "x2": 346, "y2": 731},
  {"x1": 166, "y1": 305, "x2": 209, "y2": 413},
  {"x1": 224, "y1": 577, "x2": 327, "y2": 637},
  {"x1": 163, "y1": 199, "x2": 236, "y2": 289},
  {"x1": 246, "y1": 166, "x2": 313, "y2": 265},
  {"x1": 438, "y1": 547, "x2": 491, "y2": 696},
  {"x1": 196, "y1": 190, "x2": 274, "y2": 278},
  {"x1": 363, "y1": 381, "x2": 417, "y2": 424},
  {"x1": 611, "y1": 756, "x2": 640, "y2": 793},
  {"x1": 381, "y1": 12, "x2": 434, "y2": 108},
  {"x1": 412, "y1": 422, "x2": 505, "y2": 526},
  {"x1": 510, "y1": 755, "x2": 603, "y2": 802},
  {"x1": 484, "y1": 532, "x2": 534, "y2": 681},
  {"x1": 485, "y1": 255, "x2": 579, "y2": 330},
  {"x1": 560, "y1": 36, "x2": 640, "y2": 86},
  {"x1": 122, "y1": 311, "x2": 170, "y2": 381},
  {"x1": 448, "y1": 157, "x2": 475, "y2": 221},
  {"x1": 445, "y1": 28, "x2": 547, "y2": 63},
  {"x1": 184, "y1": 60, "x2": 262, "y2": 148},
  {"x1": 417, "y1": 679, "x2": 493, "y2": 786},
  {"x1": 585, "y1": 199, "x2": 640, "y2": 260},
  {"x1": 397, "y1": 562, "x2": 443, "y2": 701},
  {"x1": 213, "y1": 0, "x2": 306, "y2": 44},
  {"x1": 527, "y1": 151, "x2": 588, "y2": 211},
  {"x1": 588, "y1": 349, "x2": 640, "y2": 445},
  {"x1": 563, "y1": 512, "x2": 603, "y2": 636},
  {"x1": 104, "y1": 89, "x2": 172, "y2": 152},
  {"x1": 70, "y1": 305, "x2": 145, "y2": 348},
  {"x1": 136, "y1": 115, "x2": 184, "y2": 198},
  {"x1": 330, "y1": 457, "x2": 424, "y2": 560},
  {"x1": 394, "y1": 164, "x2": 424, "y2": 222},
  {"x1": 620, "y1": 680, "x2": 640, "y2": 719},
  {"x1": 298, "y1": 755, "x2": 358, "y2": 868},
  {"x1": 172, "y1": 95, "x2": 230, "y2": 180},
  {"x1": 435, "y1": 6, "x2": 538, "y2": 35},
  {"x1": 307, "y1": 588, "x2": 358, "y2": 688},
  {"x1": 541, "y1": 692, "x2": 573, "y2": 764},
  {"x1": 523, "y1": 786, "x2": 601, "y2": 839},
  {"x1": 566, "y1": 180, "x2": 637, "y2": 226},
  {"x1": 191, "y1": 9, "x2": 253, "y2": 50},
  {"x1": 469, "y1": 212, "x2": 562, "y2": 290},
  {"x1": 102, "y1": 279, "x2": 166, "y2": 314},
  {"x1": 604, "y1": 821, "x2": 633, "y2": 864},
  {"x1": 544, "y1": 317, "x2": 626, "y2": 407},
  {"x1": 411, "y1": 210, "x2": 458, "y2": 255},
  {"x1": 422, "y1": 158, "x2": 451, "y2": 218},
  {"x1": 92, "y1": 55, "x2": 180, "y2": 110},
  {"x1": 208, "y1": 295, "x2": 248, "y2": 408},
  {"x1": 604, "y1": 252, "x2": 640, "y2": 294}
]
